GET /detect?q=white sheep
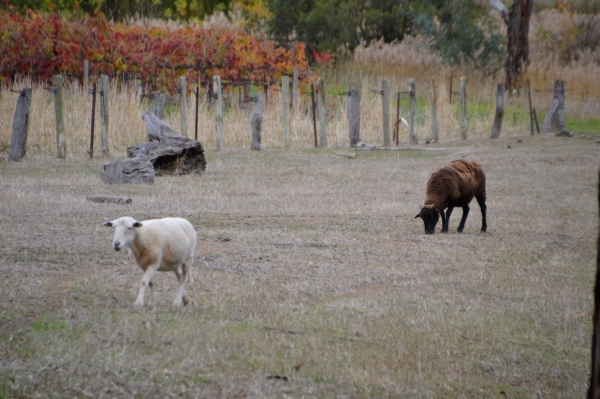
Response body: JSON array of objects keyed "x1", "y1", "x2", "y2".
[{"x1": 103, "y1": 216, "x2": 197, "y2": 308}]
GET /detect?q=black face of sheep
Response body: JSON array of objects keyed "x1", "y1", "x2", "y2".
[{"x1": 415, "y1": 207, "x2": 440, "y2": 234}]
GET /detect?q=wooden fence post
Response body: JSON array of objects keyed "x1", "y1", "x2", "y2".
[
  {"x1": 544, "y1": 80, "x2": 571, "y2": 136},
  {"x1": 431, "y1": 80, "x2": 439, "y2": 143},
  {"x1": 317, "y1": 78, "x2": 327, "y2": 148},
  {"x1": 527, "y1": 80, "x2": 535, "y2": 135},
  {"x1": 53, "y1": 75, "x2": 66, "y2": 158},
  {"x1": 409, "y1": 79, "x2": 417, "y2": 144},
  {"x1": 381, "y1": 79, "x2": 391, "y2": 147},
  {"x1": 89, "y1": 82, "x2": 97, "y2": 158},
  {"x1": 179, "y1": 76, "x2": 188, "y2": 137},
  {"x1": 282, "y1": 76, "x2": 291, "y2": 148},
  {"x1": 8, "y1": 88, "x2": 32, "y2": 161},
  {"x1": 311, "y1": 83, "x2": 318, "y2": 147},
  {"x1": 394, "y1": 92, "x2": 400, "y2": 146},
  {"x1": 460, "y1": 76, "x2": 467, "y2": 140},
  {"x1": 491, "y1": 83, "x2": 505, "y2": 139},
  {"x1": 100, "y1": 75, "x2": 110, "y2": 157},
  {"x1": 292, "y1": 68, "x2": 299, "y2": 116},
  {"x1": 251, "y1": 91, "x2": 264, "y2": 150},
  {"x1": 214, "y1": 75, "x2": 224, "y2": 151},
  {"x1": 347, "y1": 89, "x2": 361, "y2": 147},
  {"x1": 83, "y1": 60, "x2": 89, "y2": 93},
  {"x1": 194, "y1": 87, "x2": 200, "y2": 141}
]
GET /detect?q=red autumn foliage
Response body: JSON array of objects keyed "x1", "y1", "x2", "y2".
[{"x1": 0, "y1": 11, "x2": 308, "y2": 91}]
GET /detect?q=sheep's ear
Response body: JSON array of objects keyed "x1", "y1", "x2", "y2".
[
  {"x1": 414, "y1": 211, "x2": 422, "y2": 219},
  {"x1": 133, "y1": 222, "x2": 143, "y2": 228},
  {"x1": 103, "y1": 221, "x2": 113, "y2": 227}
]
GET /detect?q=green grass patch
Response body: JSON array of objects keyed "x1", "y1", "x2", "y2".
[
  {"x1": 32, "y1": 317, "x2": 68, "y2": 331},
  {"x1": 566, "y1": 118, "x2": 600, "y2": 135}
]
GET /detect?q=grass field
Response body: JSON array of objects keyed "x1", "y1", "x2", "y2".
[{"x1": 0, "y1": 134, "x2": 598, "y2": 397}]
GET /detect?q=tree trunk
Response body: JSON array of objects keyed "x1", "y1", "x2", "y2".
[{"x1": 489, "y1": 0, "x2": 533, "y2": 92}]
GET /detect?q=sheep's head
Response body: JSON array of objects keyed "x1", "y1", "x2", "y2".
[
  {"x1": 415, "y1": 206, "x2": 440, "y2": 234},
  {"x1": 103, "y1": 217, "x2": 143, "y2": 251}
]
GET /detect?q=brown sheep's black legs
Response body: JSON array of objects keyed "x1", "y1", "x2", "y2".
[
  {"x1": 477, "y1": 196, "x2": 487, "y2": 232},
  {"x1": 441, "y1": 207, "x2": 453, "y2": 233},
  {"x1": 457, "y1": 205, "x2": 470, "y2": 232}
]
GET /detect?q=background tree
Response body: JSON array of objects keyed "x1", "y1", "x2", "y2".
[
  {"x1": 267, "y1": 0, "x2": 505, "y2": 73},
  {"x1": 488, "y1": 0, "x2": 533, "y2": 92}
]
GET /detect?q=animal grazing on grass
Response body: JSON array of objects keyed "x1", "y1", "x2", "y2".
[
  {"x1": 103, "y1": 216, "x2": 196, "y2": 308},
  {"x1": 415, "y1": 159, "x2": 487, "y2": 234}
]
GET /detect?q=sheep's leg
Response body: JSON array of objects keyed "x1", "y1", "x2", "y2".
[
  {"x1": 440, "y1": 210, "x2": 446, "y2": 231},
  {"x1": 148, "y1": 281, "x2": 154, "y2": 306},
  {"x1": 442, "y1": 206, "x2": 454, "y2": 232},
  {"x1": 173, "y1": 264, "x2": 189, "y2": 307},
  {"x1": 135, "y1": 266, "x2": 158, "y2": 308},
  {"x1": 457, "y1": 205, "x2": 470, "y2": 232},
  {"x1": 476, "y1": 195, "x2": 487, "y2": 232}
]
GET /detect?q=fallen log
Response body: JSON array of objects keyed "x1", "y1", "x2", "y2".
[{"x1": 101, "y1": 112, "x2": 206, "y2": 184}]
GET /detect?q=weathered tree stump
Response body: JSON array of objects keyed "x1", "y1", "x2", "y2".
[{"x1": 101, "y1": 112, "x2": 206, "y2": 184}]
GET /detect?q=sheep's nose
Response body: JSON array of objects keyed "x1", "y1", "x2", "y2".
[{"x1": 113, "y1": 243, "x2": 121, "y2": 251}]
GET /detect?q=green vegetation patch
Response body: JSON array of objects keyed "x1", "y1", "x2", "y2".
[
  {"x1": 32, "y1": 316, "x2": 68, "y2": 331},
  {"x1": 566, "y1": 118, "x2": 600, "y2": 135}
]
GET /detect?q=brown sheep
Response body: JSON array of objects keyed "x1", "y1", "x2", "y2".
[{"x1": 415, "y1": 160, "x2": 487, "y2": 234}]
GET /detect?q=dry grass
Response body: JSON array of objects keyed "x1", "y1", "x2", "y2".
[
  {"x1": 0, "y1": 134, "x2": 598, "y2": 397},
  {"x1": 0, "y1": 10, "x2": 598, "y2": 396}
]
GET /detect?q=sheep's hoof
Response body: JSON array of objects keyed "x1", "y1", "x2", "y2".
[
  {"x1": 134, "y1": 302, "x2": 144, "y2": 309},
  {"x1": 182, "y1": 296, "x2": 189, "y2": 306}
]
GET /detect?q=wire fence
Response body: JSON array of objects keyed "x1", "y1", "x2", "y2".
[{"x1": 0, "y1": 74, "x2": 595, "y2": 159}]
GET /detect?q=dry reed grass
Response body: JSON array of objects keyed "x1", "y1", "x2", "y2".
[{"x1": 0, "y1": 135, "x2": 598, "y2": 397}]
